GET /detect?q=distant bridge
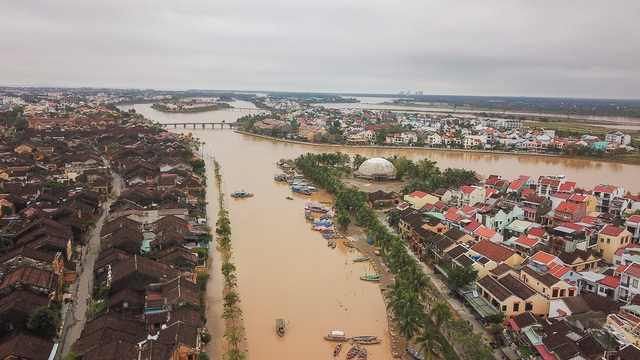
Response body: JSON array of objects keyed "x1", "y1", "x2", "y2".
[{"x1": 161, "y1": 122, "x2": 239, "y2": 129}]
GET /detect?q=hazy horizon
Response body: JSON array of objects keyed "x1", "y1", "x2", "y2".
[{"x1": 2, "y1": 1, "x2": 639, "y2": 99}]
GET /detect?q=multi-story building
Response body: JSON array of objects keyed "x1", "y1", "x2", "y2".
[{"x1": 593, "y1": 184, "x2": 625, "y2": 214}]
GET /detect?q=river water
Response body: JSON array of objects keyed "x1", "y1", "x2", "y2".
[{"x1": 120, "y1": 102, "x2": 640, "y2": 359}]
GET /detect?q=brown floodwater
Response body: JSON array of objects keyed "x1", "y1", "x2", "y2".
[{"x1": 120, "y1": 102, "x2": 640, "y2": 359}]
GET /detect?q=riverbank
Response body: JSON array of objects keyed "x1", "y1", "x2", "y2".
[{"x1": 235, "y1": 130, "x2": 640, "y2": 166}]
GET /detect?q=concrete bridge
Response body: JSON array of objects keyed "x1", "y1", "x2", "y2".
[{"x1": 161, "y1": 122, "x2": 239, "y2": 129}]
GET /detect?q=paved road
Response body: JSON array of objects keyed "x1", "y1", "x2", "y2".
[{"x1": 57, "y1": 165, "x2": 124, "y2": 358}]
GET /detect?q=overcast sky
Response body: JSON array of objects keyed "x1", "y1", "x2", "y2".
[{"x1": 1, "y1": 1, "x2": 639, "y2": 99}]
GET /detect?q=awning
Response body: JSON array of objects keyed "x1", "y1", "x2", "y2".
[
  {"x1": 534, "y1": 345, "x2": 558, "y2": 360},
  {"x1": 508, "y1": 318, "x2": 520, "y2": 331}
]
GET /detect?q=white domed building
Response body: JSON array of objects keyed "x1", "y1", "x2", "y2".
[{"x1": 355, "y1": 157, "x2": 396, "y2": 182}]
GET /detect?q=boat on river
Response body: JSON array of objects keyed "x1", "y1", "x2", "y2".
[
  {"x1": 406, "y1": 346, "x2": 425, "y2": 360},
  {"x1": 286, "y1": 196, "x2": 294, "y2": 200},
  {"x1": 324, "y1": 330, "x2": 349, "y2": 341},
  {"x1": 274, "y1": 173, "x2": 289, "y2": 181},
  {"x1": 333, "y1": 342, "x2": 342, "y2": 356},
  {"x1": 354, "y1": 338, "x2": 381, "y2": 344},
  {"x1": 230, "y1": 190, "x2": 253, "y2": 198},
  {"x1": 357, "y1": 347, "x2": 367, "y2": 360},
  {"x1": 352, "y1": 336, "x2": 381, "y2": 344},
  {"x1": 346, "y1": 344, "x2": 360, "y2": 359},
  {"x1": 353, "y1": 257, "x2": 369, "y2": 262},
  {"x1": 292, "y1": 185, "x2": 311, "y2": 195},
  {"x1": 305, "y1": 203, "x2": 330, "y2": 213},
  {"x1": 328, "y1": 240, "x2": 336, "y2": 248},
  {"x1": 360, "y1": 275, "x2": 380, "y2": 282},
  {"x1": 276, "y1": 318, "x2": 285, "y2": 336}
]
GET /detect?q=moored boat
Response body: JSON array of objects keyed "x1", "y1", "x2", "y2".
[
  {"x1": 360, "y1": 275, "x2": 380, "y2": 281},
  {"x1": 353, "y1": 257, "x2": 369, "y2": 262},
  {"x1": 292, "y1": 185, "x2": 311, "y2": 195},
  {"x1": 353, "y1": 338, "x2": 381, "y2": 344},
  {"x1": 406, "y1": 346, "x2": 425, "y2": 360},
  {"x1": 333, "y1": 342, "x2": 342, "y2": 356},
  {"x1": 286, "y1": 196, "x2": 293, "y2": 200},
  {"x1": 328, "y1": 240, "x2": 336, "y2": 248},
  {"x1": 276, "y1": 318, "x2": 285, "y2": 337},
  {"x1": 305, "y1": 203, "x2": 330, "y2": 213},
  {"x1": 352, "y1": 336, "x2": 381, "y2": 344},
  {"x1": 323, "y1": 330, "x2": 349, "y2": 342},
  {"x1": 230, "y1": 190, "x2": 253, "y2": 198},
  {"x1": 346, "y1": 344, "x2": 360, "y2": 359},
  {"x1": 357, "y1": 347, "x2": 367, "y2": 360}
]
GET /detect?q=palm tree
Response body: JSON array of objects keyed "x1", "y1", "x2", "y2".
[
  {"x1": 415, "y1": 326, "x2": 443, "y2": 360},
  {"x1": 405, "y1": 266, "x2": 432, "y2": 302},
  {"x1": 429, "y1": 299, "x2": 453, "y2": 330},
  {"x1": 393, "y1": 291, "x2": 424, "y2": 342}
]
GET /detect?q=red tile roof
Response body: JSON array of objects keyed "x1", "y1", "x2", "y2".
[
  {"x1": 627, "y1": 215, "x2": 640, "y2": 223},
  {"x1": 600, "y1": 225, "x2": 625, "y2": 237},
  {"x1": 471, "y1": 240, "x2": 515, "y2": 263},
  {"x1": 555, "y1": 201, "x2": 579, "y2": 213},
  {"x1": 460, "y1": 186, "x2": 476, "y2": 194},
  {"x1": 594, "y1": 185, "x2": 618, "y2": 194},
  {"x1": 408, "y1": 191, "x2": 429, "y2": 198},
  {"x1": 528, "y1": 227, "x2": 546, "y2": 238},
  {"x1": 600, "y1": 275, "x2": 620, "y2": 288},
  {"x1": 530, "y1": 251, "x2": 557, "y2": 265},
  {"x1": 516, "y1": 236, "x2": 538, "y2": 247},
  {"x1": 623, "y1": 263, "x2": 640, "y2": 277}
]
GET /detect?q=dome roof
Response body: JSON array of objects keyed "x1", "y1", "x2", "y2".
[{"x1": 357, "y1": 157, "x2": 396, "y2": 177}]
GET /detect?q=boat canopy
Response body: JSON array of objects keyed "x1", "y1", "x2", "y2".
[{"x1": 330, "y1": 330, "x2": 345, "y2": 337}]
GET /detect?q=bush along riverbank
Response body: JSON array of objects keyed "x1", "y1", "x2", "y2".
[{"x1": 213, "y1": 160, "x2": 246, "y2": 360}]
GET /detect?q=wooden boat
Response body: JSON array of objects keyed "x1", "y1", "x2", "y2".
[
  {"x1": 357, "y1": 347, "x2": 367, "y2": 360},
  {"x1": 360, "y1": 275, "x2": 380, "y2": 282},
  {"x1": 333, "y1": 342, "x2": 342, "y2": 356},
  {"x1": 353, "y1": 257, "x2": 369, "y2": 262},
  {"x1": 276, "y1": 318, "x2": 285, "y2": 337},
  {"x1": 230, "y1": 190, "x2": 253, "y2": 198},
  {"x1": 354, "y1": 338, "x2": 381, "y2": 344},
  {"x1": 324, "y1": 330, "x2": 349, "y2": 342},
  {"x1": 346, "y1": 344, "x2": 360, "y2": 359},
  {"x1": 328, "y1": 240, "x2": 336, "y2": 248},
  {"x1": 305, "y1": 203, "x2": 330, "y2": 213},
  {"x1": 286, "y1": 196, "x2": 294, "y2": 200},
  {"x1": 406, "y1": 346, "x2": 425, "y2": 360},
  {"x1": 352, "y1": 336, "x2": 381, "y2": 344}
]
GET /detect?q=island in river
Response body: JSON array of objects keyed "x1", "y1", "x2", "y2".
[{"x1": 152, "y1": 100, "x2": 231, "y2": 113}]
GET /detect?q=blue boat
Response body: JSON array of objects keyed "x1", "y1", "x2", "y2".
[
  {"x1": 315, "y1": 221, "x2": 332, "y2": 227},
  {"x1": 292, "y1": 185, "x2": 311, "y2": 195},
  {"x1": 322, "y1": 233, "x2": 330, "y2": 239}
]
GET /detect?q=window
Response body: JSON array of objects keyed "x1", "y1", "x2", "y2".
[
  {"x1": 607, "y1": 238, "x2": 610, "y2": 244},
  {"x1": 513, "y1": 303, "x2": 520, "y2": 312},
  {"x1": 525, "y1": 303, "x2": 533, "y2": 311},
  {"x1": 502, "y1": 305, "x2": 507, "y2": 312},
  {"x1": 560, "y1": 289, "x2": 566, "y2": 297},
  {"x1": 568, "y1": 289, "x2": 575, "y2": 296},
  {"x1": 552, "y1": 289, "x2": 558, "y2": 298},
  {"x1": 633, "y1": 279, "x2": 638, "y2": 288}
]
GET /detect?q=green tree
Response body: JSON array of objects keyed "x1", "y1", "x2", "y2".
[
  {"x1": 224, "y1": 325, "x2": 245, "y2": 350},
  {"x1": 447, "y1": 265, "x2": 478, "y2": 291},
  {"x1": 429, "y1": 299, "x2": 453, "y2": 330},
  {"x1": 222, "y1": 349, "x2": 246, "y2": 360},
  {"x1": 415, "y1": 326, "x2": 444, "y2": 360},
  {"x1": 28, "y1": 306, "x2": 61, "y2": 339}
]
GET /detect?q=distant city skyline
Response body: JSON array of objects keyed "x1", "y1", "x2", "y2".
[{"x1": 1, "y1": 1, "x2": 639, "y2": 99}]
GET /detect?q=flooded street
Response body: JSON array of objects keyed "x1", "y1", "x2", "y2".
[{"x1": 120, "y1": 102, "x2": 640, "y2": 359}]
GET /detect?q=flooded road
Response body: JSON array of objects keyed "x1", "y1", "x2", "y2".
[{"x1": 120, "y1": 102, "x2": 640, "y2": 359}]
